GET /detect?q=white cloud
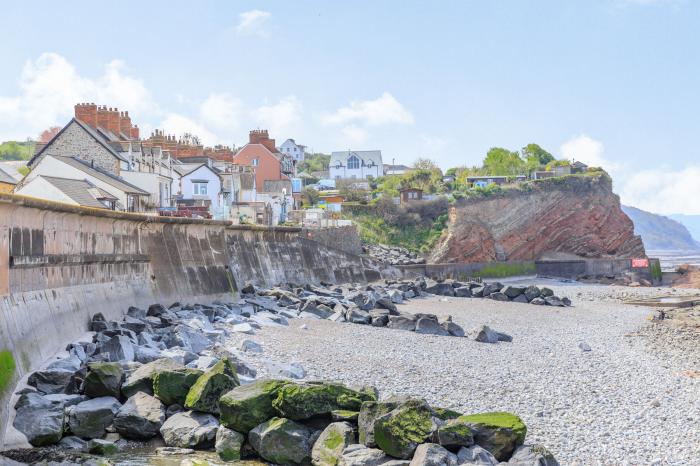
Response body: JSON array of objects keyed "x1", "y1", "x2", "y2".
[
  {"x1": 200, "y1": 92, "x2": 243, "y2": 131},
  {"x1": 159, "y1": 113, "x2": 220, "y2": 146},
  {"x1": 323, "y1": 92, "x2": 414, "y2": 127},
  {"x1": 236, "y1": 10, "x2": 271, "y2": 37},
  {"x1": 0, "y1": 53, "x2": 155, "y2": 141},
  {"x1": 619, "y1": 166, "x2": 700, "y2": 215},
  {"x1": 341, "y1": 125, "x2": 369, "y2": 145},
  {"x1": 252, "y1": 95, "x2": 302, "y2": 136},
  {"x1": 560, "y1": 134, "x2": 619, "y2": 172}
]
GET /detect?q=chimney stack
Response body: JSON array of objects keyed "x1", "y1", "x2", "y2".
[{"x1": 74, "y1": 103, "x2": 98, "y2": 127}]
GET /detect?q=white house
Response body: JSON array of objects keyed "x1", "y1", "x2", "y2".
[
  {"x1": 279, "y1": 139, "x2": 306, "y2": 162},
  {"x1": 329, "y1": 150, "x2": 383, "y2": 180},
  {"x1": 17, "y1": 176, "x2": 118, "y2": 209},
  {"x1": 172, "y1": 163, "x2": 222, "y2": 211},
  {"x1": 17, "y1": 154, "x2": 149, "y2": 211}
]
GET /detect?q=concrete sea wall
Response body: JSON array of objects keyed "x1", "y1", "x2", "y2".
[{"x1": 0, "y1": 194, "x2": 388, "y2": 444}]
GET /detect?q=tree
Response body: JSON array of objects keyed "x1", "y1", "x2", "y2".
[
  {"x1": 413, "y1": 158, "x2": 440, "y2": 172},
  {"x1": 38, "y1": 126, "x2": 61, "y2": 143},
  {"x1": 521, "y1": 143, "x2": 555, "y2": 166},
  {"x1": 337, "y1": 180, "x2": 369, "y2": 202},
  {"x1": 301, "y1": 186, "x2": 320, "y2": 206},
  {"x1": 482, "y1": 147, "x2": 524, "y2": 176}
]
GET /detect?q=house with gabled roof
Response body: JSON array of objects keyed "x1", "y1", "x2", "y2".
[
  {"x1": 330, "y1": 150, "x2": 383, "y2": 180},
  {"x1": 16, "y1": 155, "x2": 149, "y2": 211},
  {"x1": 17, "y1": 176, "x2": 118, "y2": 210},
  {"x1": 232, "y1": 130, "x2": 294, "y2": 193}
]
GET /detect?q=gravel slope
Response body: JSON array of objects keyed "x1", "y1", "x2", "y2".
[{"x1": 226, "y1": 284, "x2": 700, "y2": 466}]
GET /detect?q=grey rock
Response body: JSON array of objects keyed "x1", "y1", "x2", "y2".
[
  {"x1": 339, "y1": 444, "x2": 399, "y2": 466},
  {"x1": 523, "y1": 286, "x2": 541, "y2": 302},
  {"x1": 544, "y1": 296, "x2": 564, "y2": 307},
  {"x1": 388, "y1": 289, "x2": 404, "y2": 304},
  {"x1": 540, "y1": 287, "x2": 554, "y2": 298},
  {"x1": 249, "y1": 417, "x2": 312, "y2": 465},
  {"x1": 501, "y1": 286, "x2": 526, "y2": 299},
  {"x1": 441, "y1": 321, "x2": 465, "y2": 337},
  {"x1": 346, "y1": 307, "x2": 371, "y2": 325},
  {"x1": 69, "y1": 396, "x2": 121, "y2": 439},
  {"x1": 240, "y1": 339, "x2": 263, "y2": 353},
  {"x1": 121, "y1": 358, "x2": 181, "y2": 398},
  {"x1": 481, "y1": 283, "x2": 503, "y2": 297},
  {"x1": 99, "y1": 335, "x2": 135, "y2": 362},
  {"x1": 87, "y1": 438, "x2": 118, "y2": 455},
  {"x1": 134, "y1": 346, "x2": 162, "y2": 364},
  {"x1": 44, "y1": 393, "x2": 86, "y2": 408},
  {"x1": 160, "y1": 411, "x2": 219, "y2": 449},
  {"x1": 507, "y1": 444, "x2": 560, "y2": 465},
  {"x1": 27, "y1": 357, "x2": 81, "y2": 394},
  {"x1": 530, "y1": 297, "x2": 546, "y2": 306},
  {"x1": 82, "y1": 362, "x2": 123, "y2": 399},
  {"x1": 13, "y1": 393, "x2": 64, "y2": 446},
  {"x1": 473, "y1": 325, "x2": 500, "y2": 344},
  {"x1": 58, "y1": 435, "x2": 88, "y2": 451},
  {"x1": 496, "y1": 331, "x2": 513, "y2": 342},
  {"x1": 376, "y1": 298, "x2": 398, "y2": 313},
  {"x1": 415, "y1": 317, "x2": 450, "y2": 336},
  {"x1": 512, "y1": 294, "x2": 529, "y2": 304},
  {"x1": 409, "y1": 443, "x2": 457, "y2": 466},
  {"x1": 113, "y1": 392, "x2": 166, "y2": 439},
  {"x1": 471, "y1": 286, "x2": 485, "y2": 297},
  {"x1": 312, "y1": 422, "x2": 356, "y2": 466},
  {"x1": 578, "y1": 342, "x2": 592, "y2": 352},
  {"x1": 454, "y1": 286, "x2": 472, "y2": 298},
  {"x1": 456, "y1": 445, "x2": 498, "y2": 465},
  {"x1": 387, "y1": 315, "x2": 416, "y2": 331},
  {"x1": 425, "y1": 282, "x2": 455, "y2": 297},
  {"x1": 216, "y1": 425, "x2": 245, "y2": 461},
  {"x1": 489, "y1": 292, "x2": 509, "y2": 302}
]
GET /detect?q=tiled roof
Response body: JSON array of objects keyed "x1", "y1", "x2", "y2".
[
  {"x1": 41, "y1": 176, "x2": 116, "y2": 209},
  {"x1": 0, "y1": 168, "x2": 17, "y2": 185},
  {"x1": 55, "y1": 156, "x2": 149, "y2": 195}
]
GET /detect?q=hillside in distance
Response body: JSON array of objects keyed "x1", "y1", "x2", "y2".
[{"x1": 623, "y1": 206, "x2": 700, "y2": 251}]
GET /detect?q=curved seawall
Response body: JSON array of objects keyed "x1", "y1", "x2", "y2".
[{"x1": 0, "y1": 194, "x2": 389, "y2": 445}]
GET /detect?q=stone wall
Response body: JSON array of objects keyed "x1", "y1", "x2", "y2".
[
  {"x1": 0, "y1": 193, "x2": 390, "y2": 445},
  {"x1": 30, "y1": 120, "x2": 120, "y2": 174}
]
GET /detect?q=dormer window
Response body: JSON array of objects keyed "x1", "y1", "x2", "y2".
[{"x1": 348, "y1": 155, "x2": 360, "y2": 170}]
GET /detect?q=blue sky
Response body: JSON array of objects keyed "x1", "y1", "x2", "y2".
[{"x1": 1, "y1": 0, "x2": 699, "y2": 214}]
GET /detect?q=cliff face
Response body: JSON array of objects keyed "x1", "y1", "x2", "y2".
[{"x1": 430, "y1": 173, "x2": 646, "y2": 263}]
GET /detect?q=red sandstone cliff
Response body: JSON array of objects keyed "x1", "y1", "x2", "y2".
[{"x1": 430, "y1": 172, "x2": 646, "y2": 263}]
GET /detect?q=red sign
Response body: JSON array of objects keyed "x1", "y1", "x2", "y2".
[{"x1": 632, "y1": 258, "x2": 649, "y2": 268}]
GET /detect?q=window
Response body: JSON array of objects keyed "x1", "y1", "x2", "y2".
[
  {"x1": 348, "y1": 155, "x2": 360, "y2": 169},
  {"x1": 252, "y1": 158, "x2": 259, "y2": 167},
  {"x1": 193, "y1": 182, "x2": 208, "y2": 196}
]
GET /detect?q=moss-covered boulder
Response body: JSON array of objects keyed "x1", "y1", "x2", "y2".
[
  {"x1": 121, "y1": 358, "x2": 182, "y2": 398},
  {"x1": 215, "y1": 425, "x2": 245, "y2": 461},
  {"x1": 311, "y1": 421, "x2": 355, "y2": 466},
  {"x1": 373, "y1": 399, "x2": 437, "y2": 459},
  {"x1": 83, "y1": 362, "x2": 123, "y2": 399},
  {"x1": 219, "y1": 379, "x2": 288, "y2": 433},
  {"x1": 87, "y1": 438, "x2": 118, "y2": 455},
  {"x1": 248, "y1": 417, "x2": 312, "y2": 465},
  {"x1": 272, "y1": 381, "x2": 376, "y2": 421},
  {"x1": 358, "y1": 399, "x2": 403, "y2": 447},
  {"x1": 435, "y1": 418, "x2": 474, "y2": 450},
  {"x1": 153, "y1": 368, "x2": 202, "y2": 406},
  {"x1": 458, "y1": 412, "x2": 526, "y2": 461},
  {"x1": 184, "y1": 358, "x2": 239, "y2": 414}
]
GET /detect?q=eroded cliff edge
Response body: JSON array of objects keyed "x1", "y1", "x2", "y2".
[{"x1": 430, "y1": 172, "x2": 646, "y2": 263}]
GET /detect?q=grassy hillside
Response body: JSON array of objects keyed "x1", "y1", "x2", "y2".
[{"x1": 623, "y1": 205, "x2": 700, "y2": 251}]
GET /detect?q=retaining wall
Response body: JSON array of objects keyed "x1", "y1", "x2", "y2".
[
  {"x1": 396, "y1": 261, "x2": 536, "y2": 280},
  {"x1": 0, "y1": 194, "x2": 390, "y2": 445},
  {"x1": 535, "y1": 258, "x2": 660, "y2": 283}
]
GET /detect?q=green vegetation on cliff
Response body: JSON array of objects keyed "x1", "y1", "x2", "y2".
[{"x1": 347, "y1": 196, "x2": 449, "y2": 253}]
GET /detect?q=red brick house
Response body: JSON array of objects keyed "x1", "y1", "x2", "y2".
[{"x1": 232, "y1": 130, "x2": 293, "y2": 193}]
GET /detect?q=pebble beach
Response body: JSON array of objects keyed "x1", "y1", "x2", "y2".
[{"x1": 227, "y1": 283, "x2": 700, "y2": 466}]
